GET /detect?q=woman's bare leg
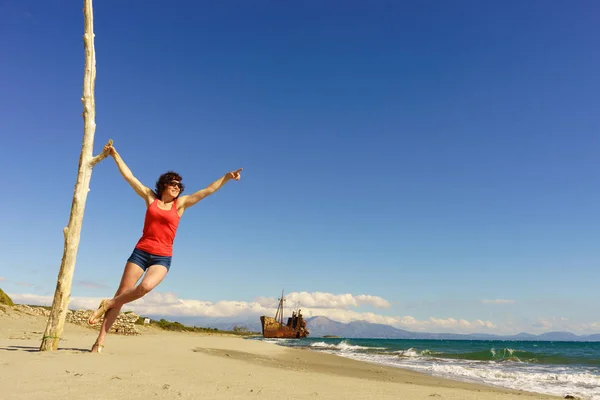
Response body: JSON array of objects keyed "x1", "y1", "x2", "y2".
[
  {"x1": 91, "y1": 262, "x2": 144, "y2": 352},
  {"x1": 89, "y1": 265, "x2": 168, "y2": 352},
  {"x1": 106, "y1": 265, "x2": 168, "y2": 307}
]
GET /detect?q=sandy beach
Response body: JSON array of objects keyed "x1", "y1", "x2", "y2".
[{"x1": 0, "y1": 307, "x2": 560, "y2": 400}]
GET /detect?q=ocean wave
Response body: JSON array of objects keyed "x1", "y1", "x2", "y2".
[
  {"x1": 394, "y1": 348, "x2": 422, "y2": 357},
  {"x1": 310, "y1": 340, "x2": 385, "y2": 351},
  {"x1": 429, "y1": 347, "x2": 600, "y2": 366},
  {"x1": 257, "y1": 338, "x2": 600, "y2": 399},
  {"x1": 429, "y1": 363, "x2": 600, "y2": 386},
  {"x1": 310, "y1": 341, "x2": 338, "y2": 349},
  {"x1": 336, "y1": 352, "x2": 600, "y2": 400},
  {"x1": 427, "y1": 363, "x2": 600, "y2": 400}
]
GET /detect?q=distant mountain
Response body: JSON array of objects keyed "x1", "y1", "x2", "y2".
[
  {"x1": 509, "y1": 332, "x2": 538, "y2": 340},
  {"x1": 306, "y1": 317, "x2": 475, "y2": 340},
  {"x1": 141, "y1": 314, "x2": 600, "y2": 342},
  {"x1": 308, "y1": 316, "x2": 415, "y2": 339},
  {"x1": 306, "y1": 316, "x2": 347, "y2": 337},
  {"x1": 535, "y1": 331, "x2": 581, "y2": 341},
  {"x1": 304, "y1": 317, "x2": 600, "y2": 342}
]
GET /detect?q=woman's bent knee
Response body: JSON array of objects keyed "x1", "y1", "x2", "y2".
[{"x1": 138, "y1": 282, "x2": 154, "y2": 295}]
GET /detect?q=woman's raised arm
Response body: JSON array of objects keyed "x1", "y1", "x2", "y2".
[{"x1": 105, "y1": 144, "x2": 154, "y2": 206}]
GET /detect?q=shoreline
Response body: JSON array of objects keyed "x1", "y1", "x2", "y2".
[
  {"x1": 241, "y1": 338, "x2": 567, "y2": 399},
  {"x1": 0, "y1": 307, "x2": 562, "y2": 399}
]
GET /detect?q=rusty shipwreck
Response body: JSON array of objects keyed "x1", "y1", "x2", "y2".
[{"x1": 260, "y1": 291, "x2": 309, "y2": 339}]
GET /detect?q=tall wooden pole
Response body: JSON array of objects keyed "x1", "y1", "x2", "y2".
[{"x1": 40, "y1": 0, "x2": 111, "y2": 351}]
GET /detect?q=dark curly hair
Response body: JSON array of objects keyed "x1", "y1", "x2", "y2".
[{"x1": 154, "y1": 171, "x2": 185, "y2": 199}]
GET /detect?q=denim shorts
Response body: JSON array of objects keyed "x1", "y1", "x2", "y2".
[{"x1": 127, "y1": 248, "x2": 172, "y2": 271}]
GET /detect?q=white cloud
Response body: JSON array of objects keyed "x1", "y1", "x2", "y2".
[
  {"x1": 299, "y1": 310, "x2": 496, "y2": 333},
  {"x1": 125, "y1": 294, "x2": 497, "y2": 333},
  {"x1": 481, "y1": 299, "x2": 516, "y2": 305},
  {"x1": 0, "y1": 276, "x2": 6, "y2": 282},
  {"x1": 10, "y1": 291, "x2": 278, "y2": 319},
  {"x1": 7, "y1": 291, "x2": 598, "y2": 335},
  {"x1": 581, "y1": 321, "x2": 600, "y2": 332},
  {"x1": 300, "y1": 308, "x2": 400, "y2": 326},
  {"x1": 130, "y1": 292, "x2": 273, "y2": 318},
  {"x1": 402, "y1": 317, "x2": 495, "y2": 332},
  {"x1": 355, "y1": 294, "x2": 391, "y2": 308},
  {"x1": 7, "y1": 291, "x2": 493, "y2": 334},
  {"x1": 10, "y1": 293, "x2": 102, "y2": 310},
  {"x1": 278, "y1": 291, "x2": 391, "y2": 309},
  {"x1": 532, "y1": 318, "x2": 552, "y2": 330}
]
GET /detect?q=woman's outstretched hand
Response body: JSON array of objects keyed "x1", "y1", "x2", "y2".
[
  {"x1": 227, "y1": 168, "x2": 243, "y2": 181},
  {"x1": 103, "y1": 143, "x2": 116, "y2": 157}
]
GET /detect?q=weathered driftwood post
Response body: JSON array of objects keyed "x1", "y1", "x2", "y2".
[{"x1": 40, "y1": 0, "x2": 111, "y2": 351}]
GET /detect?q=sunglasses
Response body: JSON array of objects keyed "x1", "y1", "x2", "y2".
[{"x1": 167, "y1": 181, "x2": 183, "y2": 189}]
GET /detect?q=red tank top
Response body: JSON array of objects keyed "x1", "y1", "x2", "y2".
[{"x1": 135, "y1": 198, "x2": 181, "y2": 256}]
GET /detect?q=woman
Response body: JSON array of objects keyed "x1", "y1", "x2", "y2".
[{"x1": 88, "y1": 143, "x2": 242, "y2": 353}]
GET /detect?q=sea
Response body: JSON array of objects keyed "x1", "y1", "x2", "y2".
[{"x1": 255, "y1": 337, "x2": 600, "y2": 399}]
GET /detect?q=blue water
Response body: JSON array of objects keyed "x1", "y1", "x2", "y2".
[{"x1": 255, "y1": 337, "x2": 600, "y2": 399}]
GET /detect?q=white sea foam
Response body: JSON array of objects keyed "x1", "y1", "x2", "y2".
[
  {"x1": 260, "y1": 338, "x2": 600, "y2": 399},
  {"x1": 394, "y1": 348, "x2": 421, "y2": 357},
  {"x1": 310, "y1": 340, "x2": 384, "y2": 352},
  {"x1": 262, "y1": 339, "x2": 280, "y2": 345},
  {"x1": 310, "y1": 341, "x2": 338, "y2": 349},
  {"x1": 425, "y1": 363, "x2": 600, "y2": 400},
  {"x1": 321, "y1": 350, "x2": 600, "y2": 400}
]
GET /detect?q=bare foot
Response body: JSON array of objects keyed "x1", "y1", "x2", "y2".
[
  {"x1": 90, "y1": 342, "x2": 104, "y2": 353},
  {"x1": 88, "y1": 299, "x2": 109, "y2": 325}
]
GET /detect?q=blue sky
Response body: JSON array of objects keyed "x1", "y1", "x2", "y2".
[{"x1": 1, "y1": 1, "x2": 599, "y2": 334}]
